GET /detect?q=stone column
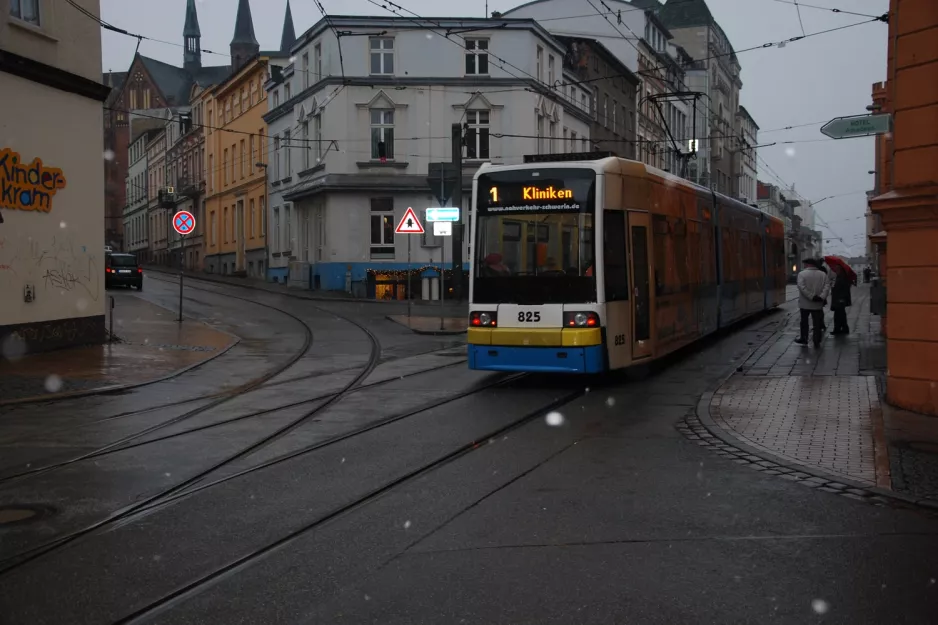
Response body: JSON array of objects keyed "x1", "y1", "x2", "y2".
[{"x1": 870, "y1": 0, "x2": 938, "y2": 416}]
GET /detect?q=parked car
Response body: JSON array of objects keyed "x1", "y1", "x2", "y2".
[{"x1": 105, "y1": 253, "x2": 143, "y2": 290}]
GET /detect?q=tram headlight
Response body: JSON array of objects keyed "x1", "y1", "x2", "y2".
[
  {"x1": 564, "y1": 311, "x2": 600, "y2": 327},
  {"x1": 470, "y1": 311, "x2": 497, "y2": 327}
]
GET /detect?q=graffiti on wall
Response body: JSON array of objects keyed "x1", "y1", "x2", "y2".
[
  {"x1": 0, "y1": 233, "x2": 100, "y2": 301},
  {"x1": 0, "y1": 147, "x2": 67, "y2": 213},
  {"x1": 4, "y1": 315, "x2": 105, "y2": 348}
]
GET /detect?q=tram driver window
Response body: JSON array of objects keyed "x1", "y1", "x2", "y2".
[{"x1": 603, "y1": 210, "x2": 629, "y2": 300}]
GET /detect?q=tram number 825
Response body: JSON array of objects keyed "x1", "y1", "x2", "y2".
[
  {"x1": 613, "y1": 334, "x2": 626, "y2": 346},
  {"x1": 518, "y1": 311, "x2": 541, "y2": 322}
]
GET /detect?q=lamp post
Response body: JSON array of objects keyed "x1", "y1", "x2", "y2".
[{"x1": 256, "y1": 161, "x2": 269, "y2": 281}]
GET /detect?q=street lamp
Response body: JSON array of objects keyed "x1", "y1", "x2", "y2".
[{"x1": 256, "y1": 162, "x2": 269, "y2": 281}]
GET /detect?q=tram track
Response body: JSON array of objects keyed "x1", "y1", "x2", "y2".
[
  {"x1": 113, "y1": 382, "x2": 584, "y2": 624},
  {"x1": 0, "y1": 364, "x2": 532, "y2": 577},
  {"x1": 0, "y1": 354, "x2": 468, "y2": 483},
  {"x1": 0, "y1": 341, "x2": 465, "y2": 450},
  {"x1": 0, "y1": 271, "x2": 408, "y2": 574}
]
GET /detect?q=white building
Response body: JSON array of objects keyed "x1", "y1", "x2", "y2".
[
  {"x1": 1, "y1": 0, "x2": 110, "y2": 352},
  {"x1": 682, "y1": 62, "x2": 711, "y2": 186},
  {"x1": 503, "y1": 0, "x2": 693, "y2": 177},
  {"x1": 647, "y1": 0, "x2": 743, "y2": 196},
  {"x1": 123, "y1": 130, "x2": 158, "y2": 258},
  {"x1": 735, "y1": 105, "x2": 759, "y2": 204},
  {"x1": 263, "y1": 16, "x2": 592, "y2": 296}
]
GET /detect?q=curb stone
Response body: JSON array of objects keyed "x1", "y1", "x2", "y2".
[
  {"x1": 145, "y1": 267, "x2": 469, "y2": 309},
  {"x1": 384, "y1": 315, "x2": 467, "y2": 336}
]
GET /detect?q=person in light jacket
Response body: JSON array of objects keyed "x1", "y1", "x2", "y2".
[{"x1": 795, "y1": 258, "x2": 831, "y2": 347}]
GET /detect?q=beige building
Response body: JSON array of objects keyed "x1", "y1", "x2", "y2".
[{"x1": 0, "y1": 0, "x2": 110, "y2": 353}]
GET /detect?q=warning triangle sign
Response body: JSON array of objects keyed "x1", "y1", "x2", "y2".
[{"x1": 395, "y1": 207, "x2": 425, "y2": 234}]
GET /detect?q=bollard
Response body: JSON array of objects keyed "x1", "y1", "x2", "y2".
[{"x1": 109, "y1": 296, "x2": 115, "y2": 342}]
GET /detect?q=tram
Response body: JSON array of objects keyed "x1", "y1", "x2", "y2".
[{"x1": 467, "y1": 153, "x2": 787, "y2": 374}]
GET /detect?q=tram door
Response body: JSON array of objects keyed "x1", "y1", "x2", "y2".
[{"x1": 628, "y1": 211, "x2": 653, "y2": 360}]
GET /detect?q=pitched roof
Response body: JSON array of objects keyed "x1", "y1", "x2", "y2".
[
  {"x1": 139, "y1": 56, "x2": 230, "y2": 106},
  {"x1": 232, "y1": 0, "x2": 259, "y2": 46},
  {"x1": 183, "y1": 0, "x2": 201, "y2": 37},
  {"x1": 629, "y1": 0, "x2": 664, "y2": 9},
  {"x1": 102, "y1": 71, "x2": 128, "y2": 90},
  {"x1": 657, "y1": 0, "x2": 714, "y2": 28},
  {"x1": 280, "y1": 0, "x2": 297, "y2": 52}
]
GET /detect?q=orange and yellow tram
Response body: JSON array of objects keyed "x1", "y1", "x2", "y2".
[{"x1": 467, "y1": 154, "x2": 787, "y2": 373}]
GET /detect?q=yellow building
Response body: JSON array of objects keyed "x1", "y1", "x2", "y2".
[
  {"x1": 200, "y1": 53, "x2": 271, "y2": 276},
  {"x1": 199, "y1": 0, "x2": 294, "y2": 276}
]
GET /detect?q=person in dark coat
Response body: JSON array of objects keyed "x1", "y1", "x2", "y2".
[{"x1": 829, "y1": 263, "x2": 852, "y2": 335}]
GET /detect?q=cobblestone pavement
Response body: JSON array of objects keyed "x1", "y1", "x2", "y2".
[
  {"x1": 0, "y1": 292, "x2": 234, "y2": 403},
  {"x1": 702, "y1": 287, "x2": 898, "y2": 490}
]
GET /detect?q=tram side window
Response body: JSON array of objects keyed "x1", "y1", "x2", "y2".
[{"x1": 603, "y1": 210, "x2": 629, "y2": 300}]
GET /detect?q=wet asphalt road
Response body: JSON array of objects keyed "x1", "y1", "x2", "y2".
[{"x1": 1, "y1": 274, "x2": 936, "y2": 624}]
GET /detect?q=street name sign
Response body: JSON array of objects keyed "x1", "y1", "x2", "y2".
[
  {"x1": 426, "y1": 207, "x2": 460, "y2": 222},
  {"x1": 820, "y1": 114, "x2": 892, "y2": 140},
  {"x1": 173, "y1": 210, "x2": 195, "y2": 236},
  {"x1": 395, "y1": 207, "x2": 424, "y2": 234},
  {"x1": 433, "y1": 221, "x2": 452, "y2": 236}
]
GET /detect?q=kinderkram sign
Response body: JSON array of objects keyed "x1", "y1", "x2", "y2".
[
  {"x1": 820, "y1": 113, "x2": 893, "y2": 140},
  {"x1": 0, "y1": 147, "x2": 67, "y2": 212}
]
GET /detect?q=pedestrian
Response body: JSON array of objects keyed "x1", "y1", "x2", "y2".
[
  {"x1": 795, "y1": 258, "x2": 830, "y2": 347},
  {"x1": 830, "y1": 263, "x2": 852, "y2": 335}
]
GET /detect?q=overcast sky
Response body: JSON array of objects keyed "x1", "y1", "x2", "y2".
[{"x1": 99, "y1": 0, "x2": 888, "y2": 257}]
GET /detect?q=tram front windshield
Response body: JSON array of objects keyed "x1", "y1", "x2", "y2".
[{"x1": 474, "y1": 168, "x2": 596, "y2": 304}]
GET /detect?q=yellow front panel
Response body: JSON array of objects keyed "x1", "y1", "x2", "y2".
[
  {"x1": 490, "y1": 329, "x2": 564, "y2": 346},
  {"x1": 562, "y1": 328, "x2": 603, "y2": 347},
  {"x1": 468, "y1": 328, "x2": 603, "y2": 347},
  {"x1": 467, "y1": 328, "x2": 493, "y2": 345}
]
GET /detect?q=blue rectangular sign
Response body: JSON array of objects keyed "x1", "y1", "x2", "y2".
[{"x1": 425, "y1": 207, "x2": 460, "y2": 222}]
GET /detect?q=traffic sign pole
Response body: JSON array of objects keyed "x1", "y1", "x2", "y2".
[
  {"x1": 171, "y1": 210, "x2": 196, "y2": 324},
  {"x1": 407, "y1": 233, "x2": 412, "y2": 322}
]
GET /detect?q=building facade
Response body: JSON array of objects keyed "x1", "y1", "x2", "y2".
[
  {"x1": 503, "y1": 0, "x2": 692, "y2": 177},
  {"x1": 202, "y1": 55, "x2": 282, "y2": 277},
  {"x1": 557, "y1": 36, "x2": 639, "y2": 159},
  {"x1": 263, "y1": 16, "x2": 592, "y2": 296},
  {"x1": 656, "y1": 0, "x2": 743, "y2": 196},
  {"x1": 102, "y1": 0, "x2": 229, "y2": 251},
  {"x1": 145, "y1": 128, "x2": 168, "y2": 265},
  {"x1": 735, "y1": 105, "x2": 759, "y2": 204},
  {"x1": 163, "y1": 109, "x2": 206, "y2": 269},
  {"x1": 123, "y1": 130, "x2": 158, "y2": 260},
  {"x1": 201, "y1": 1, "x2": 292, "y2": 277},
  {"x1": 757, "y1": 181, "x2": 796, "y2": 280},
  {"x1": 1, "y1": 0, "x2": 111, "y2": 352}
]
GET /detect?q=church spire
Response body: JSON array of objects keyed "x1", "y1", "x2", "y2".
[
  {"x1": 280, "y1": 0, "x2": 297, "y2": 53},
  {"x1": 230, "y1": 0, "x2": 260, "y2": 71},
  {"x1": 183, "y1": 0, "x2": 202, "y2": 72}
]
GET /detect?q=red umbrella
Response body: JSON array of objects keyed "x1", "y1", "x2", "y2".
[{"x1": 824, "y1": 255, "x2": 857, "y2": 282}]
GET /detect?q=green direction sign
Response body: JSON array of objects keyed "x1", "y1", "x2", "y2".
[{"x1": 821, "y1": 113, "x2": 893, "y2": 139}]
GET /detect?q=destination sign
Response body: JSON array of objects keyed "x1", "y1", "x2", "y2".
[{"x1": 478, "y1": 169, "x2": 595, "y2": 215}]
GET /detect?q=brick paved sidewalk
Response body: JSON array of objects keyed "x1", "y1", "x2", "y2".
[
  {"x1": 709, "y1": 287, "x2": 893, "y2": 489},
  {"x1": 0, "y1": 294, "x2": 235, "y2": 404}
]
